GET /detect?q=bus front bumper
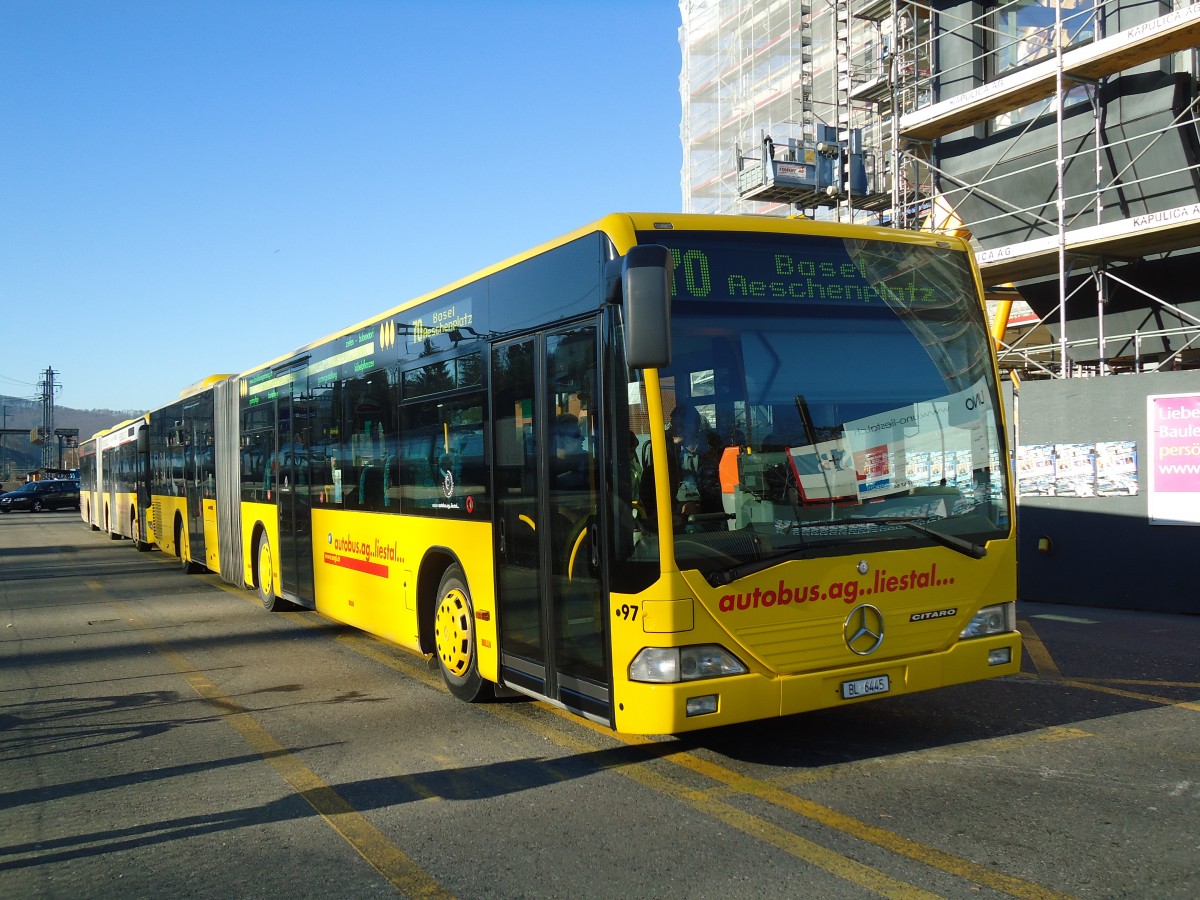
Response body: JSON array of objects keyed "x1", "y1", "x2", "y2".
[{"x1": 613, "y1": 631, "x2": 1022, "y2": 735}]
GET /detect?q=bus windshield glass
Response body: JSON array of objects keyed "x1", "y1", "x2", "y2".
[{"x1": 622, "y1": 231, "x2": 1011, "y2": 580}]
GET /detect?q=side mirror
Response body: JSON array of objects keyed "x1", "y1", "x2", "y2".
[{"x1": 622, "y1": 245, "x2": 673, "y2": 369}]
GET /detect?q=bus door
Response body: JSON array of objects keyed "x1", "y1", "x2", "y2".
[
  {"x1": 492, "y1": 324, "x2": 610, "y2": 723},
  {"x1": 180, "y1": 403, "x2": 206, "y2": 562},
  {"x1": 277, "y1": 388, "x2": 316, "y2": 603}
]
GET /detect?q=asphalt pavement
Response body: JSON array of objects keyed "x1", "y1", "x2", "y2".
[{"x1": 3, "y1": 511, "x2": 1199, "y2": 899}]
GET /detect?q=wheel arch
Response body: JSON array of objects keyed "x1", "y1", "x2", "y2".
[
  {"x1": 416, "y1": 546, "x2": 466, "y2": 656},
  {"x1": 131, "y1": 504, "x2": 148, "y2": 551},
  {"x1": 173, "y1": 510, "x2": 187, "y2": 558},
  {"x1": 249, "y1": 519, "x2": 270, "y2": 590}
]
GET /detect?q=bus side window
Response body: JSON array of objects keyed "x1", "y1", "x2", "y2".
[
  {"x1": 241, "y1": 429, "x2": 272, "y2": 501},
  {"x1": 397, "y1": 403, "x2": 438, "y2": 510},
  {"x1": 342, "y1": 371, "x2": 395, "y2": 512},
  {"x1": 454, "y1": 427, "x2": 487, "y2": 497},
  {"x1": 494, "y1": 413, "x2": 525, "y2": 496},
  {"x1": 398, "y1": 395, "x2": 488, "y2": 516}
]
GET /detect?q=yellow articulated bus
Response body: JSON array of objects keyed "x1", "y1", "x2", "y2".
[
  {"x1": 84, "y1": 378, "x2": 234, "y2": 564},
  {"x1": 147, "y1": 375, "x2": 236, "y2": 573},
  {"x1": 93, "y1": 417, "x2": 150, "y2": 547},
  {"x1": 79, "y1": 432, "x2": 102, "y2": 531},
  {"x1": 93, "y1": 213, "x2": 1021, "y2": 734}
]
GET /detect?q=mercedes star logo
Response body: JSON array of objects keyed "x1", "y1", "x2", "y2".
[{"x1": 844, "y1": 604, "x2": 885, "y2": 655}]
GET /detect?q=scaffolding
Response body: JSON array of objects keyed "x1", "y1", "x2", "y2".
[
  {"x1": 679, "y1": 0, "x2": 1200, "y2": 376},
  {"x1": 679, "y1": 0, "x2": 891, "y2": 219},
  {"x1": 679, "y1": 0, "x2": 809, "y2": 216},
  {"x1": 888, "y1": 0, "x2": 1200, "y2": 378}
]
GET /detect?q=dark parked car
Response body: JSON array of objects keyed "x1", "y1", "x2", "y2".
[{"x1": 0, "y1": 479, "x2": 81, "y2": 513}]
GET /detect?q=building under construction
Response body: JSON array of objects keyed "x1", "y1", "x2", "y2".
[
  {"x1": 678, "y1": 0, "x2": 1200, "y2": 613},
  {"x1": 679, "y1": 0, "x2": 1200, "y2": 378}
]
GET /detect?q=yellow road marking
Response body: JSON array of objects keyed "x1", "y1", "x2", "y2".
[
  {"x1": 102, "y1": 530, "x2": 1195, "y2": 895},
  {"x1": 766, "y1": 726, "x2": 1093, "y2": 789},
  {"x1": 1018, "y1": 620, "x2": 1062, "y2": 679},
  {"x1": 336, "y1": 626, "x2": 1069, "y2": 898},
  {"x1": 165, "y1": 576, "x2": 1087, "y2": 897},
  {"x1": 280, "y1": 602, "x2": 1076, "y2": 897},
  {"x1": 1019, "y1": 619, "x2": 1200, "y2": 711},
  {"x1": 487, "y1": 703, "x2": 941, "y2": 900},
  {"x1": 1071, "y1": 678, "x2": 1200, "y2": 689},
  {"x1": 82, "y1": 580, "x2": 453, "y2": 899},
  {"x1": 179, "y1": 668, "x2": 452, "y2": 899},
  {"x1": 661, "y1": 748, "x2": 1071, "y2": 900},
  {"x1": 552, "y1": 711, "x2": 1075, "y2": 900},
  {"x1": 330, "y1": 632, "x2": 938, "y2": 896},
  {"x1": 1059, "y1": 679, "x2": 1200, "y2": 712}
]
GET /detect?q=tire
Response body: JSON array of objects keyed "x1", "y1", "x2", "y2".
[
  {"x1": 132, "y1": 513, "x2": 150, "y2": 552},
  {"x1": 256, "y1": 534, "x2": 290, "y2": 611},
  {"x1": 177, "y1": 522, "x2": 198, "y2": 573},
  {"x1": 434, "y1": 565, "x2": 489, "y2": 702}
]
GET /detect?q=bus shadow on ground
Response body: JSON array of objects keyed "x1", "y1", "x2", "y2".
[
  {"x1": 666, "y1": 671, "x2": 1190, "y2": 768},
  {"x1": 0, "y1": 741, "x2": 651, "y2": 872}
]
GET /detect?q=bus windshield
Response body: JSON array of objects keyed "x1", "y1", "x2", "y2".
[{"x1": 620, "y1": 231, "x2": 1011, "y2": 583}]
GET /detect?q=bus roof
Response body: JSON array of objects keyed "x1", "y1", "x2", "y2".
[
  {"x1": 233, "y1": 212, "x2": 973, "y2": 380},
  {"x1": 178, "y1": 374, "x2": 237, "y2": 400}
]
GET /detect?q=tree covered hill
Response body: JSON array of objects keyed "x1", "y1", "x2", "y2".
[{"x1": 1, "y1": 395, "x2": 143, "y2": 477}]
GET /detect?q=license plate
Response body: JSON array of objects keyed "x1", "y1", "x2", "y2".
[{"x1": 841, "y1": 674, "x2": 890, "y2": 699}]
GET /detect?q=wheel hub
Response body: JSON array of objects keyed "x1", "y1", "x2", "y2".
[
  {"x1": 435, "y1": 589, "x2": 473, "y2": 677},
  {"x1": 259, "y1": 543, "x2": 273, "y2": 594}
]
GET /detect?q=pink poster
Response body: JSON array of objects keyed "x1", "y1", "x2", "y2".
[{"x1": 1147, "y1": 393, "x2": 1200, "y2": 525}]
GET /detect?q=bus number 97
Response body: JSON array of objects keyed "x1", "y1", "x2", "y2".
[{"x1": 615, "y1": 603, "x2": 639, "y2": 621}]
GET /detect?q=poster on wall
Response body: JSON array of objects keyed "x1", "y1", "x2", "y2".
[
  {"x1": 1147, "y1": 392, "x2": 1200, "y2": 525},
  {"x1": 1053, "y1": 443, "x2": 1096, "y2": 497},
  {"x1": 1094, "y1": 441, "x2": 1138, "y2": 497},
  {"x1": 1017, "y1": 443, "x2": 1056, "y2": 496},
  {"x1": 1016, "y1": 441, "x2": 1139, "y2": 498}
]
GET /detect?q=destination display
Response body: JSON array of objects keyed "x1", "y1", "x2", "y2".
[{"x1": 652, "y1": 236, "x2": 959, "y2": 309}]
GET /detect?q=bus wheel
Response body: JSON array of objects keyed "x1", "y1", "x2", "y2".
[
  {"x1": 132, "y1": 514, "x2": 150, "y2": 552},
  {"x1": 434, "y1": 565, "x2": 488, "y2": 702},
  {"x1": 177, "y1": 523, "x2": 197, "y2": 573},
  {"x1": 257, "y1": 535, "x2": 288, "y2": 611}
]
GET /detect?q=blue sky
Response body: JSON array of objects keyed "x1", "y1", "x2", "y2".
[{"x1": 0, "y1": 1, "x2": 684, "y2": 413}]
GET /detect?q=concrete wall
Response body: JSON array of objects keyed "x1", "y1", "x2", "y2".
[{"x1": 1008, "y1": 370, "x2": 1200, "y2": 613}]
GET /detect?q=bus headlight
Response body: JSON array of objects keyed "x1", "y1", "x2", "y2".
[
  {"x1": 959, "y1": 602, "x2": 1016, "y2": 639},
  {"x1": 629, "y1": 645, "x2": 748, "y2": 684}
]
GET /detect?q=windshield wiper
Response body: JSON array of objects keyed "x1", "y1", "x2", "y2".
[
  {"x1": 706, "y1": 546, "x2": 818, "y2": 587},
  {"x1": 705, "y1": 516, "x2": 986, "y2": 587},
  {"x1": 853, "y1": 516, "x2": 987, "y2": 560},
  {"x1": 705, "y1": 524, "x2": 845, "y2": 587}
]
